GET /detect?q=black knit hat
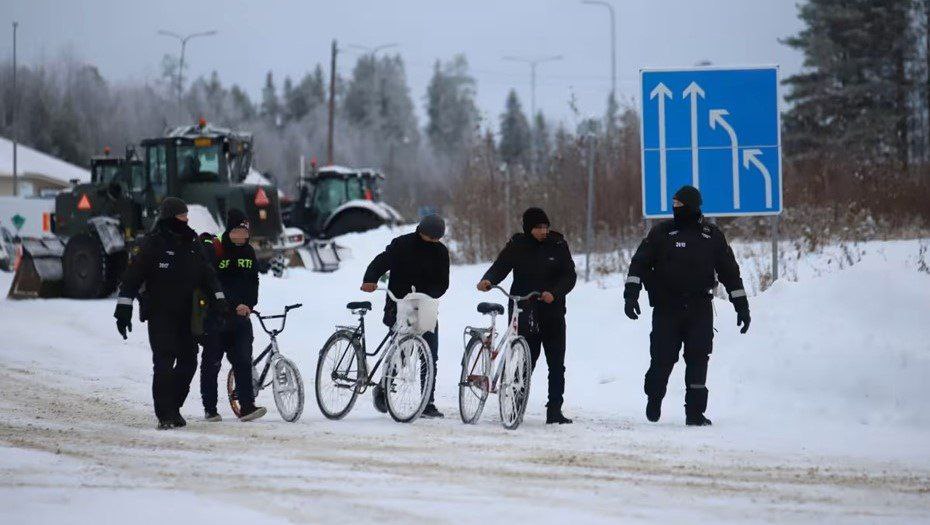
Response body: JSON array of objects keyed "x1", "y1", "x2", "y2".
[
  {"x1": 522, "y1": 207, "x2": 549, "y2": 235},
  {"x1": 416, "y1": 214, "x2": 445, "y2": 239},
  {"x1": 159, "y1": 197, "x2": 188, "y2": 218},
  {"x1": 226, "y1": 208, "x2": 250, "y2": 232},
  {"x1": 673, "y1": 185, "x2": 703, "y2": 211}
]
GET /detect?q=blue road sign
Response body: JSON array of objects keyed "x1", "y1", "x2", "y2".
[{"x1": 640, "y1": 66, "x2": 782, "y2": 217}]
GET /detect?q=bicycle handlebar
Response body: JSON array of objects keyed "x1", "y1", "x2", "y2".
[
  {"x1": 492, "y1": 285, "x2": 541, "y2": 302},
  {"x1": 250, "y1": 303, "x2": 302, "y2": 335}
]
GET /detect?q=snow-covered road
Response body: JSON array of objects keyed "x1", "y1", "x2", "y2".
[{"x1": 1, "y1": 228, "x2": 928, "y2": 523}]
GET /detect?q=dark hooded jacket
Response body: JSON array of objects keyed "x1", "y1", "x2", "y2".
[
  {"x1": 482, "y1": 231, "x2": 577, "y2": 316},
  {"x1": 363, "y1": 232, "x2": 450, "y2": 326}
]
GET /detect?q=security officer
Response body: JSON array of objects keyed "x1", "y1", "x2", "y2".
[
  {"x1": 478, "y1": 207, "x2": 577, "y2": 424},
  {"x1": 114, "y1": 197, "x2": 227, "y2": 430},
  {"x1": 361, "y1": 214, "x2": 450, "y2": 418},
  {"x1": 200, "y1": 209, "x2": 266, "y2": 423},
  {"x1": 623, "y1": 185, "x2": 750, "y2": 426}
]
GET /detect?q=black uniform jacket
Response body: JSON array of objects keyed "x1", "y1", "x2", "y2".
[
  {"x1": 624, "y1": 218, "x2": 746, "y2": 307},
  {"x1": 117, "y1": 219, "x2": 223, "y2": 318},
  {"x1": 482, "y1": 231, "x2": 577, "y2": 316},
  {"x1": 363, "y1": 232, "x2": 450, "y2": 325}
]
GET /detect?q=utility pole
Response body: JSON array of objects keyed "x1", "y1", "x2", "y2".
[
  {"x1": 502, "y1": 54, "x2": 562, "y2": 173},
  {"x1": 11, "y1": 22, "x2": 18, "y2": 197},
  {"x1": 157, "y1": 29, "x2": 217, "y2": 124},
  {"x1": 327, "y1": 39, "x2": 338, "y2": 165}
]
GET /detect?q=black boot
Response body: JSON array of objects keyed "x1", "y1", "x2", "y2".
[
  {"x1": 546, "y1": 407, "x2": 573, "y2": 424},
  {"x1": 239, "y1": 404, "x2": 267, "y2": 422},
  {"x1": 372, "y1": 383, "x2": 388, "y2": 414},
  {"x1": 686, "y1": 414, "x2": 712, "y2": 426},
  {"x1": 204, "y1": 410, "x2": 222, "y2": 422},
  {"x1": 156, "y1": 419, "x2": 176, "y2": 430},
  {"x1": 421, "y1": 404, "x2": 444, "y2": 419},
  {"x1": 646, "y1": 396, "x2": 662, "y2": 422},
  {"x1": 172, "y1": 413, "x2": 187, "y2": 428}
]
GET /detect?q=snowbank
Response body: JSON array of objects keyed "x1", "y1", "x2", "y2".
[{"x1": 1, "y1": 228, "x2": 928, "y2": 523}]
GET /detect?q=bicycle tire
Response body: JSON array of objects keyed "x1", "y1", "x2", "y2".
[
  {"x1": 499, "y1": 337, "x2": 532, "y2": 430},
  {"x1": 384, "y1": 334, "x2": 433, "y2": 423},
  {"x1": 315, "y1": 330, "x2": 364, "y2": 420},
  {"x1": 272, "y1": 356, "x2": 305, "y2": 422},
  {"x1": 226, "y1": 368, "x2": 242, "y2": 418},
  {"x1": 459, "y1": 336, "x2": 490, "y2": 424}
]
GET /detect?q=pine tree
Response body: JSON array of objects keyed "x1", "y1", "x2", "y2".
[
  {"x1": 260, "y1": 71, "x2": 280, "y2": 126},
  {"x1": 425, "y1": 55, "x2": 479, "y2": 157},
  {"x1": 532, "y1": 111, "x2": 551, "y2": 174},
  {"x1": 499, "y1": 89, "x2": 531, "y2": 168}
]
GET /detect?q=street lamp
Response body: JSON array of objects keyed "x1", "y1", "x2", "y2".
[
  {"x1": 157, "y1": 29, "x2": 218, "y2": 123},
  {"x1": 581, "y1": 0, "x2": 617, "y2": 101},
  {"x1": 501, "y1": 55, "x2": 563, "y2": 123},
  {"x1": 346, "y1": 42, "x2": 399, "y2": 57}
]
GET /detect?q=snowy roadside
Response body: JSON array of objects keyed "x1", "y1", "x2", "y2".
[{"x1": 1, "y1": 229, "x2": 928, "y2": 523}]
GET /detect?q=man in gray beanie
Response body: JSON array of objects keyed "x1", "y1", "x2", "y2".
[{"x1": 361, "y1": 214, "x2": 450, "y2": 418}]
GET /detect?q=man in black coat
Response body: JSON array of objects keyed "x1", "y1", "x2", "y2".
[
  {"x1": 113, "y1": 197, "x2": 227, "y2": 430},
  {"x1": 623, "y1": 185, "x2": 750, "y2": 426},
  {"x1": 477, "y1": 207, "x2": 577, "y2": 424},
  {"x1": 361, "y1": 214, "x2": 450, "y2": 418},
  {"x1": 199, "y1": 209, "x2": 266, "y2": 423}
]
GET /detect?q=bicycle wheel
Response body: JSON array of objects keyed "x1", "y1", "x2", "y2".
[
  {"x1": 272, "y1": 356, "x2": 304, "y2": 422},
  {"x1": 315, "y1": 330, "x2": 364, "y2": 420},
  {"x1": 499, "y1": 337, "x2": 532, "y2": 430},
  {"x1": 459, "y1": 336, "x2": 490, "y2": 424},
  {"x1": 226, "y1": 368, "x2": 242, "y2": 417},
  {"x1": 384, "y1": 334, "x2": 433, "y2": 423}
]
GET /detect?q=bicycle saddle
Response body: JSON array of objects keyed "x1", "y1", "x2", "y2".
[
  {"x1": 476, "y1": 302, "x2": 504, "y2": 315},
  {"x1": 346, "y1": 301, "x2": 372, "y2": 311}
]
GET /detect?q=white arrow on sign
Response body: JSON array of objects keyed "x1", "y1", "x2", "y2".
[
  {"x1": 682, "y1": 81, "x2": 705, "y2": 189},
  {"x1": 742, "y1": 149, "x2": 773, "y2": 209},
  {"x1": 650, "y1": 82, "x2": 673, "y2": 211},
  {"x1": 709, "y1": 109, "x2": 741, "y2": 209}
]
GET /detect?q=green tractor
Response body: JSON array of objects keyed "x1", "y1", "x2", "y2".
[
  {"x1": 285, "y1": 164, "x2": 403, "y2": 239},
  {"x1": 10, "y1": 121, "x2": 289, "y2": 299}
]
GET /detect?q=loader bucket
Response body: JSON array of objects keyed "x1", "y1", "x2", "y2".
[
  {"x1": 8, "y1": 237, "x2": 65, "y2": 299},
  {"x1": 304, "y1": 239, "x2": 350, "y2": 273}
]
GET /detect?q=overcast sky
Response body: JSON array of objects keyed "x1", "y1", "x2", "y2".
[{"x1": 3, "y1": 0, "x2": 804, "y2": 129}]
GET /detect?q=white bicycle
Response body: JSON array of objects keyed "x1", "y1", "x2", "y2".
[
  {"x1": 315, "y1": 288, "x2": 437, "y2": 423},
  {"x1": 459, "y1": 285, "x2": 538, "y2": 430}
]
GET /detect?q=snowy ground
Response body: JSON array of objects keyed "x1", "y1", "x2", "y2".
[{"x1": 1, "y1": 227, "x2": 929, "y2": 524}]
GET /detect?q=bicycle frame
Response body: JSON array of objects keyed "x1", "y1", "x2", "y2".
[
  {"x1": 249, "y1": 304, "x2": 301, "y2": 391},
  {"x1": 464, "y1": 286, "x2": 539, "y2": 393}
]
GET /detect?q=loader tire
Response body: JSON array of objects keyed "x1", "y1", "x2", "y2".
[
  {"x1": 63, "y1": 234, "x2": 108, "y2": 299},
  {"x1": 323, "y1": 209, "x2": 383, "y2": 238}
]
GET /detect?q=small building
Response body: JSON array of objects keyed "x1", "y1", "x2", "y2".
[{"x1": 0, "y1": 136, "x2": 90, "y2": 197}]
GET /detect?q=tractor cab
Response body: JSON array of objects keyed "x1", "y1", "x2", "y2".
[{"x1": 288, "y1": 165, "x2": 402, "y2": 238}]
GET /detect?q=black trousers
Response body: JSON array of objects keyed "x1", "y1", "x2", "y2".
[
  {"x1": 519, "y1": 309, "x2": 566, "y2": 411},
  {"x1": 645, "y1": 299, "x2": 714, "y2": 416},
  {"x1": 421, "y1": 325, "x2": 439, "y2": 404},
  {"x1": 147, "y1": 314, "x2": 198, "y2": 421},
  {"x1": 201, "y1": 316, "x2": 255, "y2": 413}
]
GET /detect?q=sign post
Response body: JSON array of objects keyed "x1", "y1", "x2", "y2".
[{"x1": 640, "y1": 65, "x2": 783, "y2": 280}]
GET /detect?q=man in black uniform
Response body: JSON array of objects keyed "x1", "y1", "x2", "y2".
[
  {"x1": 477, "y1": 207, "x2": 577, "y2": 424},
  {"x1": 361, "y1": 214, "x2": 450, "y2": 418},
  {"x1": 114, "y1": 197, "x2": 227, "y2": 430},
  {"x1": 623, "y1": 185, "x2": 750, "y2": 426},
  {"x1": 199, "y1": 209, "x2": 267, "y2": 423}
]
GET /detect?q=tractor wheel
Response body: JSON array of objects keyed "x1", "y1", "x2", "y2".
[
  {"x1": 63, "y1": 234, "x2": 108, "y2": 299},
  {"x1": 323, "y1": 209, "x2": 384, "y2": 238}
]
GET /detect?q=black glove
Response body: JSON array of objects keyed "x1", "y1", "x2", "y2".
[
  {"x1": 733, "y1": 296, "x2": 750, "y2": 334},
  {"x1": 624, "y1": 299, "x2": 641, "y2": 320},
  {"x1": 114, "y1": 303, "x2": 133, "y2": 340}
]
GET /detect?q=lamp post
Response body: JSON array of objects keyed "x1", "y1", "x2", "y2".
[
  {"x1": 581, "y1": 0, "x2": 616, "y2": 101},
  {"x1": 502, "y1": 55, "x2": 562, "y2": 174},
  {"x1": 157, "y1": 29, "x2": 217, "y2": 123}
]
